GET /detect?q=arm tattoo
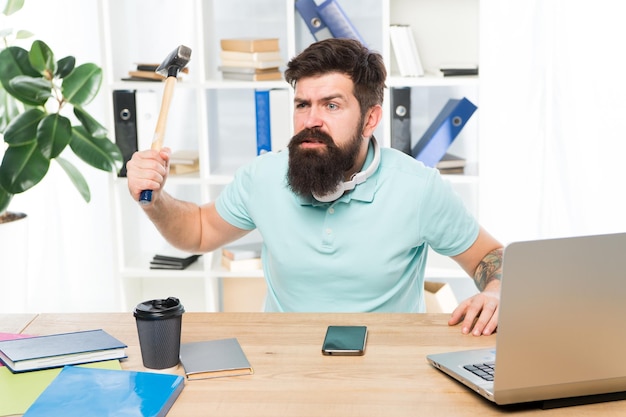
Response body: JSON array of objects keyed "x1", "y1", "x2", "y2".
[{"x1": 473, "y1": 248, "x2": 503, "y2": 291}]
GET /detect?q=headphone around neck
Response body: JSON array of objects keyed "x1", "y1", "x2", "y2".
[{"x1": 312, "y1": 137, "x2": 381, "y2": 203}]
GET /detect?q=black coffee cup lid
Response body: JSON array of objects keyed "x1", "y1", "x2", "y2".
[{"x1": 134, "y1": 297, "x2": 185, "y2": 319}]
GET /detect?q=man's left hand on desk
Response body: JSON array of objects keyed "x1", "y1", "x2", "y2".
[{"x1": 447, "y1": 280, "x2": 500, "y2": 337}]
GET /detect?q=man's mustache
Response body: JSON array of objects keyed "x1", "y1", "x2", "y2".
[{"x1": 290, "y1": 128, "x2": 334, "y2": 147}]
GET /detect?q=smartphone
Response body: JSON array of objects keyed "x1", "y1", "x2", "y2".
[{"x1": 321, "y1": 325, "x2": 368, "y2": 356}]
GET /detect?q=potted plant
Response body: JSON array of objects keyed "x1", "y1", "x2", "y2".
[{"x1": 0, "y1": 0, "x2": 123, "y2": 224}]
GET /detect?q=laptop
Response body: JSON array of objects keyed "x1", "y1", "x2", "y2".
[{"x1": 427, "y1": 232, "x2": 626, "y2": 407}]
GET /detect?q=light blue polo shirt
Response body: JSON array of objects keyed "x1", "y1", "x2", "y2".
[{"x1": 215, "y1": 141, "x2": 479, "y2": 312}]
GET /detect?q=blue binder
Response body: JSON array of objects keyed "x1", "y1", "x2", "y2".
[
  {"x1": 411, "y1": 97, "x2": 477, "y2": 167},
  {"x1": 254, "y1": 89, "x2": 271, "y2": 155},
  {"x1": 295, "y1": 0, "x2": 366, "y2": 45}
]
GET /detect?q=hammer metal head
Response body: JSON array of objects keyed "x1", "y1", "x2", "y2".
[{"x1": 156, "y1": 45, "x2": 192, "y2": 77}]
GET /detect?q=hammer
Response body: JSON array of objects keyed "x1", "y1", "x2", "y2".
[{"x1": 139, "y1": 45, "x2": 192, "y2": 205}]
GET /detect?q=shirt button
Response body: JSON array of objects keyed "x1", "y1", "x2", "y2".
[
  {"x1": 328, "y1": 208, "x2": 335, "y2": 214},
  {"x1": 325, "y1": 228, "x2": 332, "y2": 235}
]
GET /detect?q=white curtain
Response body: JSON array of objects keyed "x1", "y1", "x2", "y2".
[
  {"x1": 2, "y1": 0, "x2": 119, "y2": 312},
  {"x1": 480, "y1": 0, "x2": 626, "y2": 244}
]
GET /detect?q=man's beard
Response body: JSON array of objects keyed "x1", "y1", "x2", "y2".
[{"x1": 287, "y1": 126, "x2": 363, "y2": 199}]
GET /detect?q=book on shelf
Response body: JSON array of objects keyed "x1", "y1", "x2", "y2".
[
  {"x1": 436, "y1": 153, "x2": 466, "y2": 174},
  {"x1": 221, "y1": 255, "x2": 263, "y2": 272},
  {"x1": 389, "y1": 24, "x2": 424, "y2": 77},
  {"x1": 150, "y1": 253, "x2": 201, "y2": 270},
  {"x1": 295, "y1": 0, "x2": 366, "y2": 45},
  {"x1": 219, "y1": 50, "x2": 282, "y2": 62},
  {"x1": 218, "y1": 66, "x2": 281, "y2": 75},
  {"x1": 22, "y1": 366, "x2": 184, "y2": 417},
  {"x1": 179, "y1": 338, "x2": 253, "y2": 380},
  {"x1": 222, "y1": 242, "x2": 263, "y2": 261},
  {"x1": 169, "y1": 149, "x2": 199, "y2": 175},
  {"x1": 0, "y1": 360, "x2": 122, "y2": 417},
  {"x1": 123, "y1": 63, "x2": 189, "y2": 82},
  {"x1": 435, "y1": 64, "x2": 479, "y2": 77},
  {"x1": 220, "y1": 38, "x2": 280, "y2": 53},
  {"x1": 0, "y1": 329, "x2": 127, "y2": 373},
  {"x1": 219, "y1": 58, "x2": 283, "y2": 70},
  {"x1": 411, "y1": 97, "x2": 477, "y2": 168},
  {"x1": 222, "y1": 70, "x2": 283, "y2": 82}
]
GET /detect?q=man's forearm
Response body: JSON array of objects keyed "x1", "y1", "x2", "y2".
[
  {"x1": 142, "y1": 191, "x2": 203, "y2": 253},
  {"x1": 473, "y1": 248, "x2": 503, "y2": 291}
]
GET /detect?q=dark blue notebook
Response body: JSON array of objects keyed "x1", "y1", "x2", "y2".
[{"x1": 23, "y1": 366, "x2": 184, "y2": 417}]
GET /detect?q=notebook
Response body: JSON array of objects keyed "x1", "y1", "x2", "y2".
[{"x1": 427, "y1": 232, "x2": 626, "y2": 407}]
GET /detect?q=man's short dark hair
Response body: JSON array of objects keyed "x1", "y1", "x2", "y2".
[{"x1": 284, "y1": 38, "x2": 386, "y2": 116}]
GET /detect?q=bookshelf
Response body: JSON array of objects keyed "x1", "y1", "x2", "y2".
[{"x1": 99, "y1": 0, "x2": 480, "y2": 311}]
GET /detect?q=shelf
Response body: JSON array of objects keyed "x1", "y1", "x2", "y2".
[
  {"x1": 103, "y1": 0, "x2": 482, "y2": 312},
  {"x1": 387, "y1": 75, "x2": 479, "y2": 88}
]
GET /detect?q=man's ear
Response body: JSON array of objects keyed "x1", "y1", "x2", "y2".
[{"x1": 362, "y1": 105, "x2": 383, "y2": 137}]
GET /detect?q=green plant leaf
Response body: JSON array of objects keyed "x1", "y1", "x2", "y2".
[
  {"x1": 74, "y1": 106, "x2": 107, "y2": 138},
  {"x1": 15, "y1": 29, "x2": 33, "y2": 39},
  {"x1": 8, "y1": 75, "x2": 52, "y2": 106},
  {"x1": 0, "y1": 46, "x2": 42, "y2": 99},
  {"x1": 0, "y1": 141, "x2": 50, "y2": 193},
  {"x1": 2, "y1": 0, "x2": 24, "y2": 16},
  {"x1": 62, "y1": 63, "x2": 102, "y2": 106},
  {"x1": 56, "y1": 56, "x2": 75, "y2": 78},
  {"x1": 0, "y1": 87, "x2": 20, "y2": 132},
  {"x1": 29, "y1": 40, "x2": 56, "y2": 76},
  {"x1": 69, "y1": 125, "x2": 123, "y2": 172},
  {"x1": 55, "y1": 156, "x2": 90, "y2": 203},
  {"x1": 3, "y1": 108, "x2": 44, "y2": 145},
  {"x1": 37, "y1": 113, "x2": 72, "y2": 158},
  {"x1": 0, "y1": 186, "x2": 13, "y2": 213}
]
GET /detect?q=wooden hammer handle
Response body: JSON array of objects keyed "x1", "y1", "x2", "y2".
[
  {"x1": 150, "y1": 76, "x2": 177, "y2": 150},
  {"x1": 138, "y1": 76, "x2": 177, "y2": 205}
]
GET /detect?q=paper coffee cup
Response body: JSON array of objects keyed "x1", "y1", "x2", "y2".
[{"x1": 134, "y1": 297, "x2": 185, "y2": 369}]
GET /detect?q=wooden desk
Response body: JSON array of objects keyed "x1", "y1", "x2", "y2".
[
  {"x1": 5, "y1": 313, "x2": 626, "y2": 416},
  {"x1": 0, "y1": 314, "x2": 36, "y2": 334}
]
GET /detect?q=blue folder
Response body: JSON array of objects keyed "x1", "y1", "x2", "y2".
[
  {"x1": 295, "y1": 0, "x2": 366, "y2": 45},
  {"x1": 23, "y1": 366, "x2": 184, "y2": 417},
  {"x1": 411, "y1": 97, "x2": 477, "y2": 167}
]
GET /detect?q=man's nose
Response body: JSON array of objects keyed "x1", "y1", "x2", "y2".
[{"x1": 303, "y1": 107, "x2": 323, "y2": 129}]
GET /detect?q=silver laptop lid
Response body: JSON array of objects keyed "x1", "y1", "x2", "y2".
[{"x1": 493, "y1": 232, "x2": 626, "y2": 404}]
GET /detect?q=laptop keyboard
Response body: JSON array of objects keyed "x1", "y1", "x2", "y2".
[{"x1": 464, "y1": 362, "x2": 495, "y2": 381}]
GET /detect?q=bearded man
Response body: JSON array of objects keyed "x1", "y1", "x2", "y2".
[{"x1": 126, "y1": 38, "x2": 502, "y2": 336}]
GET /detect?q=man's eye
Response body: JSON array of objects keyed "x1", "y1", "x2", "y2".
[{"x1": 327, "y1": 103, "x2": 338, "y2": 110}]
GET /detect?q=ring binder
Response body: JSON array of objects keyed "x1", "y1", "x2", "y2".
[
  {"x1": 411, "y1": 97, "x2": 477, "y2": 167},
  {"x1": 295, "y1": 0, "x2": 366, "y2": 45}
]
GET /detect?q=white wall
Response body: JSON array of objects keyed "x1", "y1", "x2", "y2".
[{"x1": 479, "y1": 0, "x2": 626, "y2": 245}]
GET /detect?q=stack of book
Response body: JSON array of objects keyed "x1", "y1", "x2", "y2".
[
  {"x1": 150, "y1": 253, "x2": 201, "y2": 270},
  {"x1": 0, "y1": 329, "x2": 127, "y2": 373},
  {"x1": 169, "y1": 149, "x2": 199, "y2": 175},
  {"x1": 219, "y1": 38, "x2": 283, "y2": 82},
  {"x1": 123, "y1": 62, "x2": 189, "y2": 82},
  {"x1": 221, "y1": 242, "x2": 262, "y2": 272},
  {"x1": 436, "y1": 153, "x2": 466, "y2": 175}
]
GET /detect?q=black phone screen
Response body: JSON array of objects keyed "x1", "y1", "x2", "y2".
[{"x1": 321, "y1": 325, "x2": 368, "y2": 356}]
